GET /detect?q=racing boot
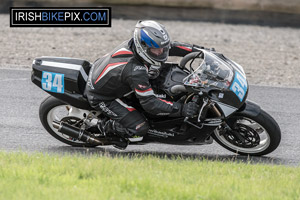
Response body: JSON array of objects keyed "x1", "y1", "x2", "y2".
[{"x1": 103, "y1": 120, "x2": 129, "y2": 150}]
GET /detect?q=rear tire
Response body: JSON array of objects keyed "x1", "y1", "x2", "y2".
[
  {"x1": 212, "y1": 109, "x2": 281, "y2": 156},
  {"x1": 39, "y1": 96, "x2": 98, "y2": 147}
]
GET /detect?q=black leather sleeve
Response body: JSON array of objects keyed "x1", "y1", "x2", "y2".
[
  {"x1": 125, "y1": 64, "x2": 182, "y2": 116},
  {"x1": 169, "y1": 41, "x2": 204, "y2": 57}
]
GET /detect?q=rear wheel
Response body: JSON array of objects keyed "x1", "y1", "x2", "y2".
[
  {"x1": 39, "y1": 96, "x2": 98, "y2": 147},
  {"x1": 212, "y1": 109, "x2": 281, "y2": 156}
]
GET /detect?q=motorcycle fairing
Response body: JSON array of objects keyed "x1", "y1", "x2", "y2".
[
  {"x1": 31, "y1": 57, "x2": 92, "y2": 109},
  {"x1": 183, "y1": 50, "x2": 249, "y2": 111},
  {"x1": 229, "y1": 70, "x2": 248, "y2": 102}
]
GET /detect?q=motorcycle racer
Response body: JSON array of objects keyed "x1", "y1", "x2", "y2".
[{"x1": 85, "y1": 20, "x2": 207, "y2": 149}]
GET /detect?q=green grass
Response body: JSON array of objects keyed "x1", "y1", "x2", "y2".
[{"x1": 0, "y1": 152, "x2": 299, "y2": 200}]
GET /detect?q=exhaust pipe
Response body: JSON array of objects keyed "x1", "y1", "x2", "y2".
[{"x1": 52, "y1": 121, "x2": 107, "y2": 145}]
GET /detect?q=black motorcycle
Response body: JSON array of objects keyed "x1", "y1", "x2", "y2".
[{"x1": 31, "y1": 50, "x2": 281, "y2": 156}]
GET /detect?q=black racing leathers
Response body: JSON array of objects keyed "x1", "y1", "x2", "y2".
[{"x1": 85, "y1": 39, "x2": 202, "y2": 136}]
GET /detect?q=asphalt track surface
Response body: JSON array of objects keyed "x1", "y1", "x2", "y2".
[{"x1": 0, "y1": 68, "x2": 299, "y2": 166}]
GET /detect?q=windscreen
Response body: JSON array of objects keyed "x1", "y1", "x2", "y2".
[{"x1": 183, "y1": 51, "x2": 234, "y2": 89}]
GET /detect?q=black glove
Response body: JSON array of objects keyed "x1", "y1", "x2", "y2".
[
  {"x1": 181, "y1": 102, "x2": 200, "y2": 118},
  {"x1": 148, "y1": 65, "x2": 161, "y2": 79}
]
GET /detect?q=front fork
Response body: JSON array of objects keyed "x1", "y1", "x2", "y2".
[{"x1": 184, "y1": 93, "x2": 223, "y2": 129}]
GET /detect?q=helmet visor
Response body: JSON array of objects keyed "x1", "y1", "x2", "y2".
[{"x1": 147, "y1": 47, "x2": 169, "y2": 62}]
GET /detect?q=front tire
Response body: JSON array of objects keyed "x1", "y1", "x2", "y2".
[
  {"x1": 212, "y1": 109, "x2": 281, "y2": 156},
  {"x1": 39, "y1": 96, "x2": 97, "y2": 147}
]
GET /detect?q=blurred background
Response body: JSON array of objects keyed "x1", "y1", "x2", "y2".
[
  {"x1": 1, "y1": 0, "x2": 300, "y2": 27},
  {"x1": 1, "y1": 0, "x2": 300, "y2": 87}
]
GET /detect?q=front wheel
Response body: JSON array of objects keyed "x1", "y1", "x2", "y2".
[{"x1": 212, "y1": 109, "x2": 281, "y2": 156}]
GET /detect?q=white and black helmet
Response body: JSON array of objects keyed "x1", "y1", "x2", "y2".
[{"x1": 133, "y1": 20, "x2": 171, "y2": 66}]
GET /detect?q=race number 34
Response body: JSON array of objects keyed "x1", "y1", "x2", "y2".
[
  {"x1": 41, "y1": 71, "x2": 64, "y2": 93},
  {"x1": 230, "y1": 71, "x2": 247, "y2": 102}
]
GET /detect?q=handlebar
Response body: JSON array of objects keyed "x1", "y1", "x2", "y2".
[{"x1": 179, "y1": 52, "x2": 203, "y2": 69}]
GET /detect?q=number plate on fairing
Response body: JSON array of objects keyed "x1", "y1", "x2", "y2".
[
  {"x1": 230, "y1": 71, "x2": 247, "y2": 102},
  {"x1": 41, "y1": 71, "x2": 64, "y2": 93}
]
